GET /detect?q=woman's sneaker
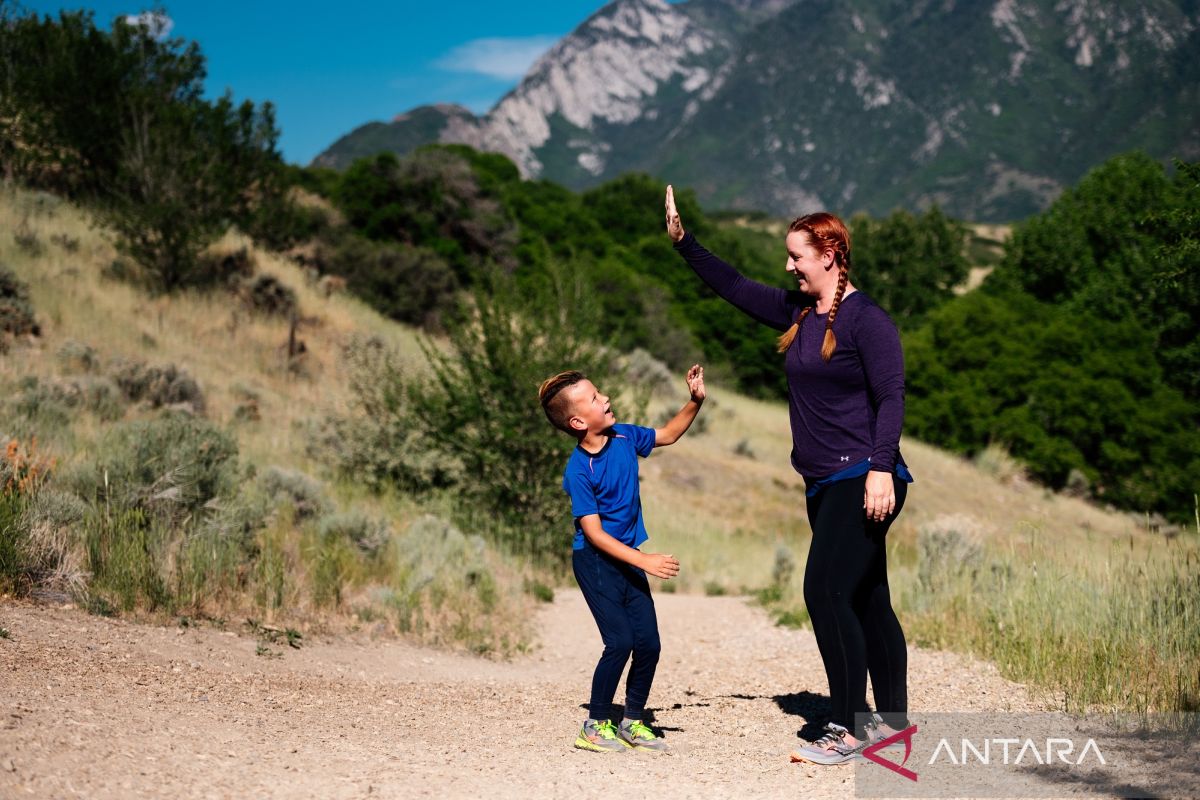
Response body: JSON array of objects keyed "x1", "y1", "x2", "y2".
[
  {"x1": 574, "y1": 719, "x2": 627, "y2": 753},
  {"x1": 864, "y1": 713, "x2": 906, "y2": 753},
  {"x1": 618, "y1": 719, "x2": 671, "y2": 752},
  {"x1": 790, "y1": 722, "x2": 868, "y2": 765}
]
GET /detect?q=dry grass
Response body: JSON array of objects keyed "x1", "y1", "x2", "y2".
[{"x1": 0, "y1": 188, "x2": 426, "y2": 467}]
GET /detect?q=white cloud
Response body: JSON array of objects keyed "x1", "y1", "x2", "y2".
[
  {"x1": 434, "y1": 35, "x2": 559, "y2": 80},
  {"x1": 124, "y1": 11, "x2": 174, "y2": 40}
]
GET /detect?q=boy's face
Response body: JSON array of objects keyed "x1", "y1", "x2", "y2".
[{"x1": 565, "y1": 379, "x2": 615, "y2": 435}]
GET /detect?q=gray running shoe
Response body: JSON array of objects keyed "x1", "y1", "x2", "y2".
[
  {"x1": 574, "y1": 719, "x2": 628, "y2": 753},
  {"x1": 618, "y1": 719, "x2": 671, "y2": 752},
  {"x1": 790, "y1": 722, "x2": 868, "y2": 765},
  {"x1": 864, "y1": 713, "x2": 906, "y2": 753}
]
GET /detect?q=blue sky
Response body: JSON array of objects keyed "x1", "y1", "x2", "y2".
[{"x1": 26, "y1": 1, "x2": 612, "y2": 165}]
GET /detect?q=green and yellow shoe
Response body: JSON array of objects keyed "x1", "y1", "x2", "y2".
[
  {"x1": 618, "y1": 719, "x2": 671, "y2": 753},
  {"x1": 574, "y1": 719, "x2": 628, "y2": 753}
]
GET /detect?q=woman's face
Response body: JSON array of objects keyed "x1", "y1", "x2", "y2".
[{"x1": 785, "y1": 231, "x2": 833, "y2": 295}]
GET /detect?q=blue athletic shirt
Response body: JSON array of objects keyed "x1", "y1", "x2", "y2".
[{"x1": 562, "y1": 423, "x2": 656, "y2": 551}]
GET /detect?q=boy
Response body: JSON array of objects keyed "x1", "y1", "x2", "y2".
[{"x1": 537, "y1": 365, "x2": 706, "y2": 754}]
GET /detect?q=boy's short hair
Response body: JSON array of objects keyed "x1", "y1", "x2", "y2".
[{"x1": 538, "y1": 370, "x2": 586, "y2": 434}]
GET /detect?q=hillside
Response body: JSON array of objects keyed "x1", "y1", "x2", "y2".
[
  {"x1": 314, "y1": 0, "x2": 1200, "y2": 221},
  {"x1": 2, "y1": 186, "x2": 1196, "y2": 718},
  {"x1": 0, "y1": 186, "x2": 1145, "y2": 575}
]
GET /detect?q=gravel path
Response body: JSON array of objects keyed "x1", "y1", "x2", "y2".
[{"x1": 0, "y1": 593, "x2": 1044, "y2": 798}]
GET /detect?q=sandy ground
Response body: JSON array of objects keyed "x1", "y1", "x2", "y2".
[{"x1": 0, "y1": 592, "x2": 1046, "y2": 799}]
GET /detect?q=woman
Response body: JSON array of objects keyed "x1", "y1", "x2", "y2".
[{"x1": 665, "y1": 185, "x2": 912, "y2": 765}]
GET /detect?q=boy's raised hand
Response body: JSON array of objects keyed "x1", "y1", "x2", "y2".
[
  {"x1": 641, "y1": 552, "x2": 680, "y2": 580},
  {"x1": 686, "y1": 364, "x2": 705, "y2": 402},
  {"x1": 665, "y1": 185, "x2": 685, "y2": 243}
]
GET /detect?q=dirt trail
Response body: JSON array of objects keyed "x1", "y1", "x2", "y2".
[{"x1": 0, "y1": 593, "x2": 1042, "y2": 798}]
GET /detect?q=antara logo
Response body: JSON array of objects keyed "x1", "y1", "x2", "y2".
[
  {"x1": 928, "y1": 737, "x2": 1107, "y2": 766},
  {"x1": 862, "y1": 725, "x2": 918, "y2": 782},
  {"x1": 862, "y1": 725, "x2": 1110, "y2": 784}
]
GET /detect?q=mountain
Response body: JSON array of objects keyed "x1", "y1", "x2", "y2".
[{"x1": 313, "y1": 0, "x2": 1200, "y2": 221}]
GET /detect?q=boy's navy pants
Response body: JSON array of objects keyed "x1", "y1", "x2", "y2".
[{"x1": 573, "y1": 541, "x2": 661, "y2": 721}]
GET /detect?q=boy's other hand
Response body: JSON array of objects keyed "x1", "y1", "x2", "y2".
[
  {"x1": 665, "y1": 185, "x2": 685, "y2": 243},
  {"x1": 641, "y1": 552, "x2": 680, "y2": 580},
  {"x1": 686, "y1": 364, "x2": 705, "y2": 402}
]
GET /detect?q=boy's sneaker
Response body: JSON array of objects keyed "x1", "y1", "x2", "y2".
[
  {"x1": 864, "y1": 713, "x2": 906, "y2": 753},
  {"x1": 789, "y1": 722, "x2": 868, "y2": 765},
  {"x1": 574, "y1": 719, "x2": 627, "y2": 753},
  {"x1": 618, "y1": 719, "x2": 671, "y2": 753}
]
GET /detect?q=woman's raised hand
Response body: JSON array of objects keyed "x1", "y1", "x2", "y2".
[{"x1": 665, "y1": 184, "x2": 685, "y2": 243}]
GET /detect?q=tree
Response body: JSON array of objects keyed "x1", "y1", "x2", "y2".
[
  {"x1": 99, "y1": 17, "x2": 281, "y2": 291},
  {"x1": 333, "y1": 148, "x2": 518, "y2": 281},
  {"x1": 849, "y1": 205, "x2": 970, "y2": 327},
  {"x1": 0, "y1": 7, "x2": 285, "y2": 290},
  {"x1": 904, "y1": 156, "x2": 1200, "y2": 521},
  {"x1": 406, "y1": 266, "x2": 649, "y2": 567}
]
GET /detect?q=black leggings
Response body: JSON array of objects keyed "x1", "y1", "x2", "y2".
[{"x1": 803, "y1": 473, "x2": 908, "y2": 737}]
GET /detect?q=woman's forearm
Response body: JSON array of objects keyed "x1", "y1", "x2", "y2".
[{"x1": 674, "y1": 232, "x2": 796, "y2": 331}]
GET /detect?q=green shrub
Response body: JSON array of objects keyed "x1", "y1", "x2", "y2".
[
  {"x1": 21, "y1": 489, "x2": 90, "y2": 598},
  {"x1": 87, "y1": 412, "x2": 239, "y2": 520},
  {"x1": 177, "y1": 483, "x2": 273, "y2": 608},
  {"x1": 56, "y1": 340, "x2": 99, "y2": 373},
  {"x1": 314, "y1": 337, "x2": 455, "y2": 492},
  {"x1": 26, "y1": 376, "x2": 123, "y2": 423},
  {"x1": 317, "y1": 511, "x2": 390, "y2": 559},
  {"x1": 258, "y1": 466, "x2": 327, "y2": 520},
  {"x1": 917, "y1": 515, "x2": 984, "y2": 596},
  {"x1": 0, "y1": 437, "x2": 64, "y2": 598},
  {"x1": 618, "y1": 348, "x2": 674, "y2": 396},
  {"x1": 310, "y1": 527, "x2": 357, "y2": 608},
  {"x1": 12, "y1": 218, "x2": 43, "y2": 256},
  {"x1": 322, "y1": 236, "x2": 459, "y2": 330},
  {"x1": 775, "y1": 607, "x2": 810, "y2": 628},
  {"x1": 241, "y1": 274, "x2": 297, "y2": 318},
  {"x1": 0, "y1": 265, "x2": 38, "y2": 341},
  {"x1": 524, "y1": 579, "x2": 554, "y2": 603},
  {"x1": 110, "y1": 360, "x2": 206, "y2": 413},
  {"x1": 380, "y1": 515, "x2": 500, "y2": 643},
  {"x1": 0, "y1": 490, "x2": 30, "y2": 594},
  {"x1": 49, "y1": 232, "x2": 80, "y2": 253},
  {"x1": 972, "y1": 443, "x2": 1027, "y2": 485},
  {"x1": 252, "y1": 520, "x2": 291, "y2": 610},
  {"x1": 198, "y1": 246, "x2": 256, "y2": 287},
  {"x1": 7, "y1": 376, "x2": 73, "y2": 435},
  {"x1": 771, "y1": 545, "x2": 796, "y2": 590},
  {"x1": 5, "y1": 374, "x2": 123, "y2": 443}
]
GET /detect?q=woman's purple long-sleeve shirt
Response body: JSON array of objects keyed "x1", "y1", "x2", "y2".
[{"x1": 674, "y1": 232, "x2": 907, "y2": 480}]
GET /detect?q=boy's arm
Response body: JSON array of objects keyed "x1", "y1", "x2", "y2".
[
  {"x1": 578, "y1": 515, "x2": 679, "y2": 579},
  {"x1": 655, "y1": 364, "x2": 705, "y2": 447}
]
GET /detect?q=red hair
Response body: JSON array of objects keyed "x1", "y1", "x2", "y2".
[{"x1": 776, "y1": 212, "x2": 851, "y2": 360}]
